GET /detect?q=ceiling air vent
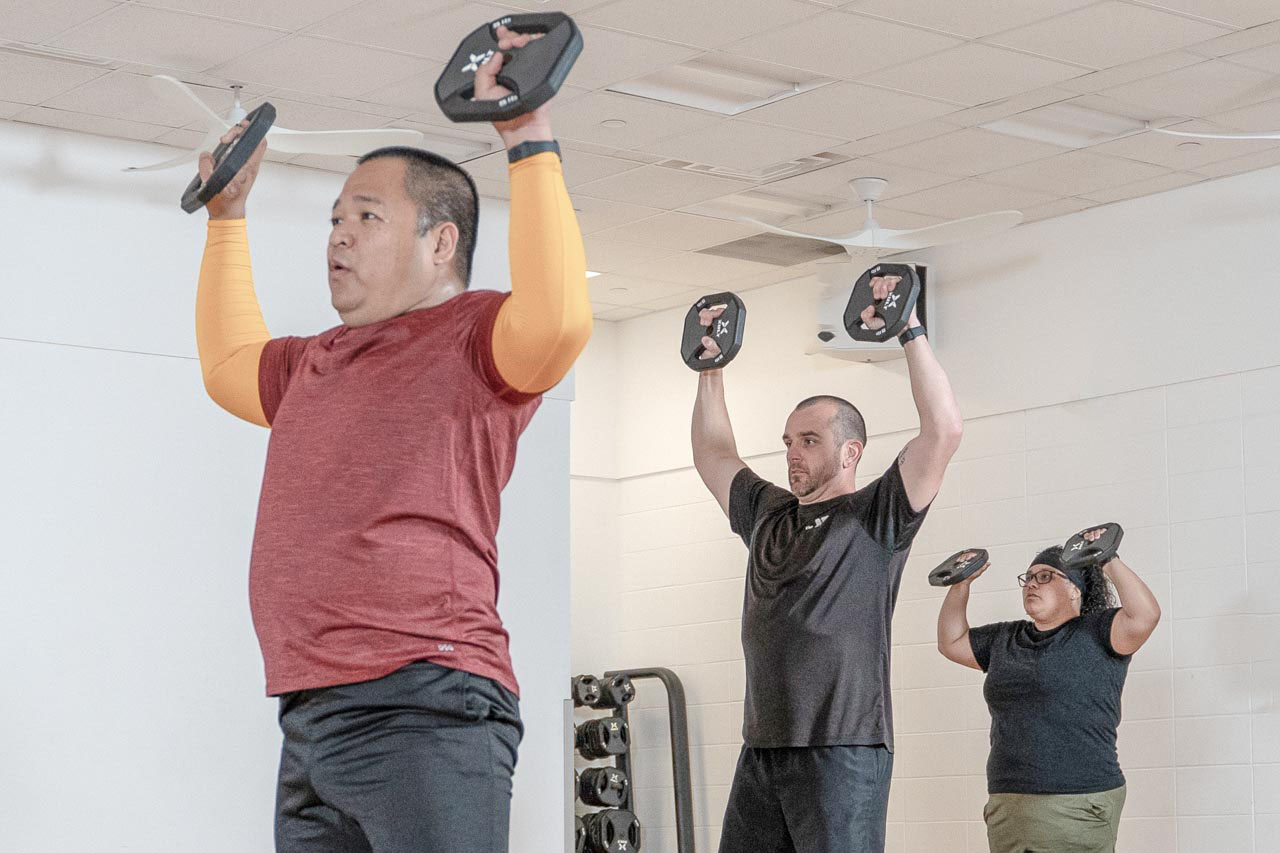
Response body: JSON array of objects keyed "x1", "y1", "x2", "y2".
[
  {"x1": 607, "y1": 54, "x2": 834, "y2": 116},
  {"x1": 698, "y1": 233, "x2": 845, "y2": 267}
]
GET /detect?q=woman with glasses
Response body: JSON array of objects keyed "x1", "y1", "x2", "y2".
[{"x1": 935, "y1": 528, "x2": 1161, "y2": 853}]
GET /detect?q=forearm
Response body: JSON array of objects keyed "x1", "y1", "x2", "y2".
[
  {"x1": 904, "y1": 334, "x2": 963, "y2": 441},
  {"x1": 1106, "y1": 557, "x2": 1161, "y2": 624},
  {"x1": 937, "y1": 585, "x2": 972, "y2": 647},
  {"x1": 195, "y1": 219, "x2": 270, "y2": 427},
  {"x1": 492, "y1": 150, "x2": 592, "y2": 393},
  {"x1": 692, "y1": 371, "x2": 739, "y2": 463}
]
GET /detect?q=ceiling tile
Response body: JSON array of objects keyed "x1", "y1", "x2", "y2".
[
  {"x1": 589, "y1": 273, "x2": 693, "y2": 306},
  {"x1": 1225, "y1": 42, "x2": 1280, "y2": 74},
  {"x1": 723, "y1": 11, "x2": 960, "y2": 80},
  {"x1": 562, "y1": 139, "x2": 660, "y2": 164},
  {"x1": 1208, "y1": 95, "x2": 1280, "y2": 130},
  {"x1": 1089, "y1": 120, "x2": 1280, "y2": 169},
  {"x1": 569, "y1": 26, "x2": 701, "y2": 90},
  {"x1": 829, "y1": 119, "x2": 957, "y2": 157},
  {"x1": 594, "y1": 212, "x2": 762, "y2": 251},
  {"x1": 982, "y1": 149, "x2": 1169, "y2": 196},
  {"x1": 0, "y1": 100, "x2": 26, "y2": 118},
  {"x1": 212, "y1": 35, "x2": 432, "y2": 99},
  {"x1": 553, "y1": 91, "x2": 722, "y2": 149},
  {"x1": 884, "y1": 179, "x2": 1058, "y2": 219},
  {"x1": 583, "y1": 237, "x2": 681, "y2": 272},
  {"x1": 596, "y1": 305, "x2": 650, "y2": 321},
  {"x1": 1019, "y1": 196, "x2": 1096, "y2": 222},
  {"x1": 360, "y1": 67, "x2": 446, "y2": 116},
  {"x1": 840, "y1": 0, "x2": 1097, "y2": 39},
  {"x1": 1184, "y1": 20, "x2": 1280, "y2": 58},
  {"x1": 611, "y1": 251, "x2": 778, "y2": 286},
  {"x1": 859, "y1": 44, "x2": 1087, "y2": 107},
  {"x1": 987, "y1": 2, "x2": 1228, "y2": 70},
  {"x1": 763, "y1": 156, "x2": 956, "y2": 204},
  {"x1": 461, "y1": 151, "x2": 508, "y2": 181},
  {"x1": 1190, "y1": 145, "x2": 1280, "y2": 178},
  {"x1": 470, "y1": 175, "x2": 510, "y2": 200},
  {"x1": 931, "y1": 86, "x2": 1073, "y2": 127},
  {"x1": 574, "y1": 164, "x2": 748, "y2": 209},
  {"x1": 253, "y1": 86, "x2": 414, "y2": 120},
  {"x1": 571, "y1": 194, "x2": 663, "y2": 233},
  {"x1": 1130, "y1": 0, "x2": 1280, "y2": 28},
  {"x1": 1080, "y1": 171, "x2": 1204, "y2": 203},
  {"x1": 38, "y1": 70, "x2": 232, "y2": 127},
  {"x1": 641, "y1": 119, "x2": 844, "y2": 173},
  {"x1": 1100, "y1": 58, "x2": 1280, "y2": 118},
  {"x1": 744, "y1": 82, "x2": 957, "y2": 141},
  {"x1": 306, "y1": 0, "x2": 507, "y2": 61},
  {"x1": 0, "y1": 53, "x2": 108, "y2": 106},
  {"x1": 872, "y1": 127, "x2": 1068, "y2": 177},
  {"x1": 11, "y1": 104, "x2": 169, "y2": 142},
  {"x1": 289, "y1": 152, "x2": 358, "y2": 172},
  {"x1": 135, "y1": 0, "x2": 367, "y2": 30},
  {"x1": 48, "y1": 5, "x2": 284, "y2": 73},
  {"x1": 636, "y1": 287, "x2": 707, "y2": 311},
  {"x1": 0, "y1": 0, "x2": 118, "y2": 43},
  {"x1": 244, "y1": 94, "x2": 400, "y2": 132},
  {"x1": 560, "y1": 149, "x2": 648, "y2": 187},
  {"x1": 579, "y1": 0, "x2": 823, "y2": 50},
  {"x1": 1055, "y1": 50, "x2": 1206, "y2": 95},
  {"x1": 492, "y1": 0, "x2": 615, "y2": 12}
]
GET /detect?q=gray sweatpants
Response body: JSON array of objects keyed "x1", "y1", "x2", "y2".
[{"x1": 273, "y1": 660, "x2": 522, "y2": 853}]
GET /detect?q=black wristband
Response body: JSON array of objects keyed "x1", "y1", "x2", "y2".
[
  {"x1": 507, "y1": 140, "x2": 561, "y2": 164},
  {"x1": 898, "y1": 325, "x2": 926, "y2": 346}
]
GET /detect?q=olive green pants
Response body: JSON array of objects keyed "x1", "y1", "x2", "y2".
[{"x1": 984, "y1": 785, "x2": 1126, "y2": 853}]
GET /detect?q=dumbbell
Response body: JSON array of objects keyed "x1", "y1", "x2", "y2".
[
  {"x1": 844, "y1": 263, "x2": 921, "y2": 342},
  {"x1": 582, "y1": 809, "x2": 641, "y2": 853},
  {"x1": 594, "y1": 674, "x2": 635, "y2": 709},
  {"x1": 180, "y1": 103, "x2": 275, "y2": 213},
  {"x1": 577, "y1": 767, "x2": 630, "y2": 808},
  {"x1": 681, "y1": 292, "x2": 746, "y2": 371},
  {"x1": 1061, "y1": 522, "x2": 1124, "y2": 571},
  {"x1": 435, "y1": 13, "x2": 583, "y2": 123},
  {"x1": 575, "y1": 717, "x2": 629, "y2": 759},
  {"x1": 572, "y1": 674, "x2": 603, "y2": 707},
  {"x1": 575, "y1": 815, "x2": 586, "y2": 853},
  {"x1": 928, "y1": 548, "x2": 989, "y2": 587}
]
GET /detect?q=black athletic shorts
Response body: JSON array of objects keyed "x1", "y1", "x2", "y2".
[{"x1": 274, "y1": 660, "x2": 522, "y2": 853}]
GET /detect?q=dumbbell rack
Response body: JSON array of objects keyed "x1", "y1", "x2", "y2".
[{"x1": 602, "y1": 667, "x2": 696, "y2": 853}]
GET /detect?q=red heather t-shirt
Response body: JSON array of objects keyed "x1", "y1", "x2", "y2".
[{"x1": 251, "y1": 290, "x2": 540, "y2": 697}]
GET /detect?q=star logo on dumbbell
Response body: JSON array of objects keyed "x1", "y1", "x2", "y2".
[
  {"x1": 883, "y1": 293, "x2": 900, "y2": 310},
  {"x1": 1071, "y1": 541, "x2": 1084, "y2": 551},
  {"x1": 462, "y1": 50, "x2": 494, "y2": 73},
  {"x1": 714, "y1": 319, "x2": 729, "y2": 336}
]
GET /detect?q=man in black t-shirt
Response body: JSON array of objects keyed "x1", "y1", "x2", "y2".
[{"x1": 690, "y1": 278, "x2": 963, "y2": 853}]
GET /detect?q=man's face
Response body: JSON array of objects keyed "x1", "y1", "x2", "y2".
[
  {"x1": 328, "y1": 158, "x2": 445, "y2": 327},
  {"x1": 782, "y1": 403, "x2": 844, "y2": 498}
]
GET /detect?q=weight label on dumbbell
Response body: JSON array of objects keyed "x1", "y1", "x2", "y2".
[{"x1": 461, "y1": 50, "x2": 494, "y2": 73}]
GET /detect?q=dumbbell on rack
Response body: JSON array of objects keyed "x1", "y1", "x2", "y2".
[{"x1": 572, "y1": 672, "x2": 641, "y2": 851}]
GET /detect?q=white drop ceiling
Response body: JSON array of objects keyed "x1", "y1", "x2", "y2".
[{"x1": 3, "y1": 0, "x2": 1280, "y2": 320}]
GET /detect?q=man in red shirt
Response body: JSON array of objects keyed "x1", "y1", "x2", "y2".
[{"x1": 193, "y1": 28, "x2": 590, "y2": 852}]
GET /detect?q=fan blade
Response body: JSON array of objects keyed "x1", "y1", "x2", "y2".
[
  {"x1": 872, "y1": 210, "x2": 1023, "y2": 249},
  {"x1": 122, "y1": 127, "x2": 223, "y2": 172},
  {"x1": 147, "y1": 74, "x2": 230, "y2": 129},
  {"x1": 1148, "y1": 125, "x2": 1280, "y2": 141},
  {"x1": 739, "y1": 216, "x2": 872, "y2": 245},
  {"x1": 265, "y1": 126, "x2": 425, "y2": 156}
]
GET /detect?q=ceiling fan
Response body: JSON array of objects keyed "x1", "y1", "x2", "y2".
[
  {"x1": 124, "y1": 75, "x2": 425, "y2": 172},
  {"x1": 741, "y1": 176, "x2": 1023, "y2": 255},
  {"x1": 1145, "y1": 121, "x2": 1280, "y2": 141}
]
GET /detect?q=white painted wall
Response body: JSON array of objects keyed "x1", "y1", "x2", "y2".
[
  {"x1": 569, "y1": 164, "x2": 1280, "y2": 853},
  {"x1": 0, "y1": 120, "x2": 572, "y2": 853}
]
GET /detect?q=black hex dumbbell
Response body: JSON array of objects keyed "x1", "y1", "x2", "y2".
[
  {"x1": 594, "y1": 674, "x2": 635, "y2": 709},
  {"x1": 572, "y1": 674, "x2": 603, "y2": 707},
  {"x1": 575, "y1": 717, "x2": 629, "y2": 759},
  {"x1": 582, "y1": 808, "x2": 641, "y2": 853},
  {"x1": 578, "y1": 766, "x2": 630, "y2": 808}
]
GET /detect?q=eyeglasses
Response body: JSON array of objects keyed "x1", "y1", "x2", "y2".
[{"x1": 1017, "y1": 569, "x2": 1067, "y2": 587}]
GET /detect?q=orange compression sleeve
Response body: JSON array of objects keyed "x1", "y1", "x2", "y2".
[
  {"x1": 492, "y1": 151, "x2": 593, "y2": 394},
  {"x1": 195, "y1": 219, "x2": 271, "y2": 427}
]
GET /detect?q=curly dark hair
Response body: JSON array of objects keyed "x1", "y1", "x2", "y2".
[
  {"x1": 1079, "y1": 563, "x2": 1117, "y2": 615},
  {"x1": 1033, "y1": 545, "x2": 1117, "y2": 615}
]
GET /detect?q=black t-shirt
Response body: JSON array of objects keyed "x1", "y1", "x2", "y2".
[
  {"x1": 728, "y1": 461, "x2": 928, "y2": 749},
  {"x1": 969, "y1": 608, "x2": 1131, "y2": 794}
]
